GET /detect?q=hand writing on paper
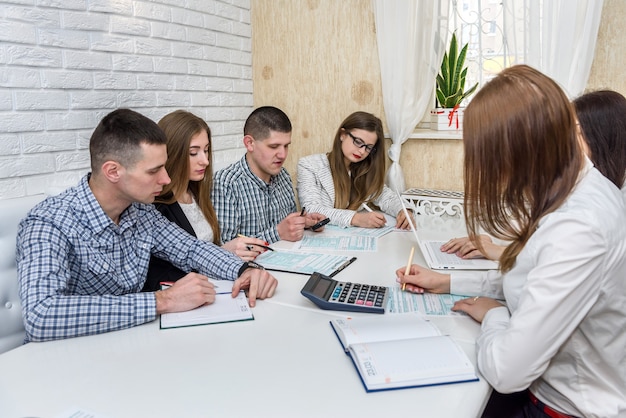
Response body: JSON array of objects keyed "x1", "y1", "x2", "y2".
[
  {"x1": 395, "y1": 264, "x2": 450, "y2": 294},
  {"x1": 155, "y1": 273, "x2": 216, "y2": 314},
  {"x1": 351, "y1": 211, "x2": 386, "y2": 228}
]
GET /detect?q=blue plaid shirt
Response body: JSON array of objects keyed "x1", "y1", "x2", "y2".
[
  {"x1": 212, "y1": 156, "x2": 297, "y2": 244},
  {"x1": 17, "y1": 175, "x2": 244, "y2": 342}
]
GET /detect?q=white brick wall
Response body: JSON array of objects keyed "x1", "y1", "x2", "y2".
[{"x1": 0, "y1": 0, "x2": 251, "y2": 200}]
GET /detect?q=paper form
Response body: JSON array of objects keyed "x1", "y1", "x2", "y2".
[
  {"x1": 386, "y1": 286, "x2": 468, "y2": 316},
  {"x1": 255, "y1": 250, "x2": 355, "y2": 276},
  {"x1": 296, "y1": 235, "x2": 377, "y2": 252},
  {"x1": 323, "y1": 224, "x2": 395, "y2": 238}
]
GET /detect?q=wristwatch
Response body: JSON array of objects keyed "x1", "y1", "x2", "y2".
[{"x1": 238, "y1": 261, "x2": 265, "y2": 276}]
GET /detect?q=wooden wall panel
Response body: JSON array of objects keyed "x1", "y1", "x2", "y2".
[
  {"x1": 587, "y1": 0, "x2": 626, "y2": 96},
  {"x1": 251, "y1": 0, "x2": 385, "y2": 188}
]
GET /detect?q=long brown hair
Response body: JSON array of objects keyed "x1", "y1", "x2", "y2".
[
  {"x1": 463, "y1": 65, "x2": 584, "y2": 272},
  {"x1": 156, "y1": 110, "x2": 221, "y2": 245},
  {"x1": 328, "y1": 112, "x2": 386, "y2": 210}
]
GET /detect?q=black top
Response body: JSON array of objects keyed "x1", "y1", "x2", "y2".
[{"x1": 142, "y1": 202, "x2": 197, "y2": 292}]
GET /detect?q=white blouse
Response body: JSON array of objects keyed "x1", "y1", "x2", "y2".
[
  {"x1": 179, "y1": 198, "x2": 214, "y2": 243},
  {"x1": 450, "y1": 161, "x2": 626, "y2": 417}
]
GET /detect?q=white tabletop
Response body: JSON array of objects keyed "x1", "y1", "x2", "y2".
[{"x1": 0, "y1": 215, "x2": 491, "y2": 418}]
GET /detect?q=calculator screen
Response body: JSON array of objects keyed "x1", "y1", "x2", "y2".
[{"x1": 312, "y1": 276, "x2": 332, "y2": 297}]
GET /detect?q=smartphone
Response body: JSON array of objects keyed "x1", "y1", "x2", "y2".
[{"x1": 310, "y1": 217, "x2": 330, "y2": 231}]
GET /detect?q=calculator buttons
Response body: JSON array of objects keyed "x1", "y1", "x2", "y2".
[
  {"x1": 330, "y1": 282, "x2": 388, "y2": 310},
  {"x1": 301, "y1": 273, "x2": 388, "y2": 314}
]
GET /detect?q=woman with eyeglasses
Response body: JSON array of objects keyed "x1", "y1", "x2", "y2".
[{"x1": 297, "y1": 111, "x2": 411, "y2": 229}]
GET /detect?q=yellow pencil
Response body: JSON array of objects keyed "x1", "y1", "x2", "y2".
[{"x1": 402, "y1": 246, "x2": 415, "y2": 291}]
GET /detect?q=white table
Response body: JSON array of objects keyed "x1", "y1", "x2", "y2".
[{"x1": 0, "y1": 215, "x2": 491, "y2": 418}]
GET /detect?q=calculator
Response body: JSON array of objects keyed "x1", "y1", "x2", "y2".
[{"x1": 300, "y1": 272, "x2": 388, "y2": 314}]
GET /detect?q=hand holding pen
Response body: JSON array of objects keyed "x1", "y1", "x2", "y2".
[
  {"x1": 350, "y1": 203, "x2": 386, "y2": 228},
  {"x1": 275, "y1": 207, "x2": 328, "y2": 241},
  {"x1": 276, "y1": 210, "x2": 308, "y2": 242},
  {"x1": 223, "y1": 235, "x2": 273, "y2": 261}
]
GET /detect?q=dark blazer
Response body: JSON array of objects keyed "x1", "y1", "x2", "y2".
[{"x1": 142, "y1": 202, "x2": 197, "y2": 292}]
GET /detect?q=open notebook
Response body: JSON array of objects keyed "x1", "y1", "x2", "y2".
[{"x1": 397, "y1": 192, "x2": 498, "y2": 270}]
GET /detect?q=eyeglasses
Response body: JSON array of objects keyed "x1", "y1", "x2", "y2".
[{"x1": 346, "y1": 132, "x2": 376, "y2": 153}]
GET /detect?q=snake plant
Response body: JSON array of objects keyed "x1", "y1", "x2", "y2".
[{"x1": 435, "y1": 33, "x2": 478, "y2": 108}]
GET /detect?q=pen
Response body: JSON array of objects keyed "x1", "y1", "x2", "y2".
[
  {"x1": 237, "y1": 234, "x2": 275, "y2": 251},
  {"x1": 300, "y1": 207, "x2": 306, "y2": 216},
  {"x1": 361, "y1": 203, "x2": 373, "y2": 212},
  {"x1": 402, "y1": 246, "x2": 415, "y2": 291}
]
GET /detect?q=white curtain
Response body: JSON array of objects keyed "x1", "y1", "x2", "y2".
[
  {"x1": 504, "y1": 0, "x2": 604, "y2": 98},
  {"x1": 372, "y1": 0, "x2": 449, "y2": 193}
]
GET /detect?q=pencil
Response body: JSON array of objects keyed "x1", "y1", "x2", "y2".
[{"x1": 402, "y1": 246, "x2": 415, "y2": 291}]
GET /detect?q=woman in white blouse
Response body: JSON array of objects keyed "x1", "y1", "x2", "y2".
[
  {"x1": 143, "y1": 110, "x2": 266, "y2": 291},
  {"x1": 397, "y1": 66, "x2": 626, "y2": 417},
  {"x1": 297, "y1": 111, "x2": 411, "y2": 229}
]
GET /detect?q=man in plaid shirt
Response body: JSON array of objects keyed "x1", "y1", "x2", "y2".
[
  {"x1": 212, "y1": 106, "x2": 326, "y2": 244},
  {"x1": 17, "y1": 109, "x2": 277, "y2": 342}
]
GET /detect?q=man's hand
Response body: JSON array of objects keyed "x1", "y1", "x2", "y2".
[
  {"x1": 276, "y1": 212, "x2": 307, "y2": 241},
  {"x1": 304, "y1": 212, "x2": 327, "y2": 232},
  {"x1": 155, "y1": 273, "x2": 216, "y2": 314},
  {"x1": 233, "y1": 268, "x2": 278, "y2": 307}
]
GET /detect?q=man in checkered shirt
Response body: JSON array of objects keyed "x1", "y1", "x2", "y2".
[
  {"x1": 212, "y1": 106, "x2": 326, "y2": 244},
  {"x1": 16, "y1": 109, "x2": 277, "y2": 342}
]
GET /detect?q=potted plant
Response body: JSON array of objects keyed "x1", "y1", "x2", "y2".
[{"x1": 430, "y1": 33, "x2": 478, "y2": 131}]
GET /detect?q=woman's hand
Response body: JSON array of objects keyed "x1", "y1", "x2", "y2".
[
  {"x1": 451, "y1": 296, "x2": 504, "y2": 323},
  {"x1": 440, "y1": 235, "x2": 504, "y2": 261},
  {"x1": 395, "y1": 264, "x2": 451, "y2": 294},
  {"x1": 394, "y1": 209, "x2": 414, "y2": 230},
  {"x1": 223, "y1": 236, "x2": 267, "y2": 261},
  {"x1": 351, "y1": 211, "x2": 387, "y2": 228}
]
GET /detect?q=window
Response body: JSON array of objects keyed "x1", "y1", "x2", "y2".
[
  {"x1": 448, "y1": 0, "x2": 524, "y2": 104},
  {"x1": 417, "y1": 0, "x2": 518, "y2": 131}
]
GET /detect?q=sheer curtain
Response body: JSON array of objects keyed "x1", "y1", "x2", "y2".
[
  {"x1": 504, "y1": 0, "x2": 604, "y2": 98},
  {"x1": 372, "y1": 0, "x2": 449, "y2": 193}
]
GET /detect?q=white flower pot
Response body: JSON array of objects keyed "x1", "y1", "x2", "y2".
[{"x1": 430, "y1": 107, "x2": 464, "y2": 131}]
